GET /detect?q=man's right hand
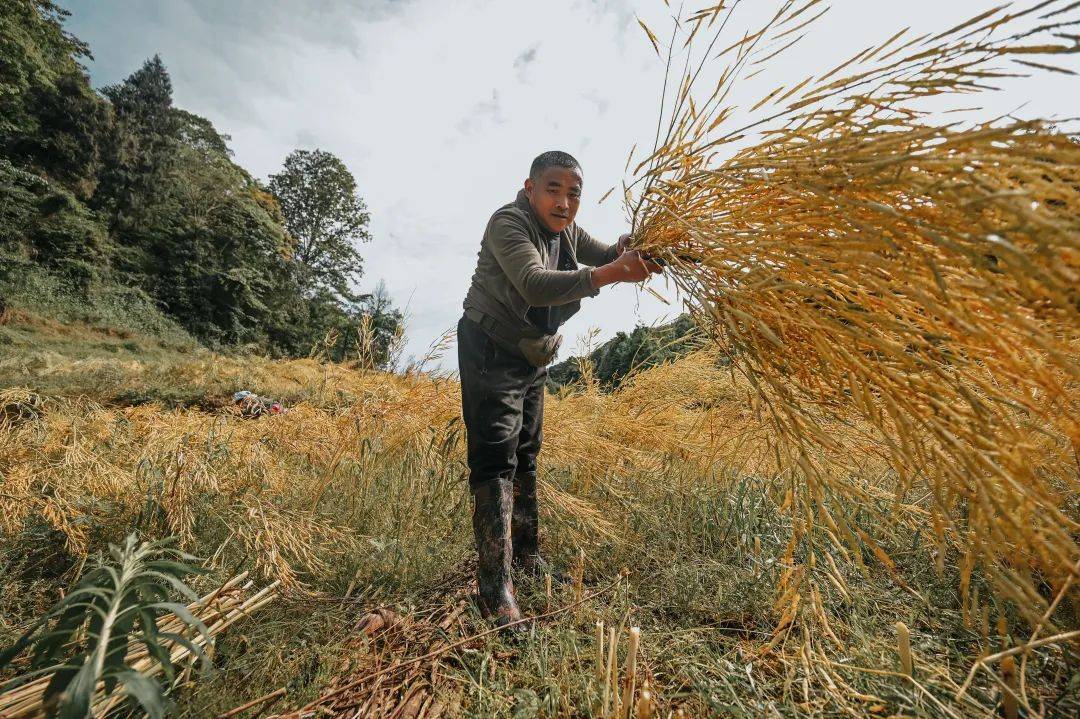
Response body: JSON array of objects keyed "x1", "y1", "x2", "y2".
[{"x1": 591, "y1": 250, "x2": 663, "y2": 289}]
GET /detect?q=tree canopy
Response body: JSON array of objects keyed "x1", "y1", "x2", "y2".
[{"x1": 268, "y1": 149, "x2": 371, "y2": 305}]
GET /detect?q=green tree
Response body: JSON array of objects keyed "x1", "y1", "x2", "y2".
[
  {"x1": 0, "y1": 0, "x2": 109, "y2": 197},
  {"x1": 0, "y1": 159, "x2": 110, "y2": 274},
  {"x1": 174, "y1": 108, "x2": 232, "y2": 159},
  {"x1": 267, "y1": 149, "x2": 371, "y2": 303},
  {"x1": 94, "y1": 55, "x2": 180, "y2": 232},
  {"x1": 0, "y1": 1, "x2": 111, "y2": 284},
  {"x1": 144, "y1": 109, "x2": 292, "y2": 347},
  {"x1": 358, "y1": 281, "x2": 404, "y2": 368}
]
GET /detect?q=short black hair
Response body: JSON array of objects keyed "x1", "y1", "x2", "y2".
[{"x1": 529, "y1": 150, "x2": 581, "y2": 181}]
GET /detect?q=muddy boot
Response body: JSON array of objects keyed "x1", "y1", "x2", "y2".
[
  {"x1": 472, "y1": 478, "x2": 525, "y2": 631},
  {"x1": 511, "y1": 471, "x2": 546, "y2": 576}
]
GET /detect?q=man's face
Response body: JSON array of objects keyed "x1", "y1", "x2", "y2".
[{"x1": 524, "y1": 165, "x2": 582, "y2": 234}]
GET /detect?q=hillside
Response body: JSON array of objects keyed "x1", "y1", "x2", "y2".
[{"x1": 1, "y1": 0, "x2": 400, "y2": 367}]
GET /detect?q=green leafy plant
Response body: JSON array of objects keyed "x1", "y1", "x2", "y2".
[{"x1": 0, "y1": 534, "x2": 209, "y2": 718}]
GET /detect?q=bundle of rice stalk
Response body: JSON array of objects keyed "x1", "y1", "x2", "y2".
[
  {"x1": 0, "y1": 573, "x2": 278, "y2": 718},
  {"x1": 628, "y1": 0, "x2": 1079, "y2": 623}
]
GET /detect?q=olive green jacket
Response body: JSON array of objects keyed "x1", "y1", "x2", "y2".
[{"x1": 462, "y1": 190, "x2": 619, "y2": 341}]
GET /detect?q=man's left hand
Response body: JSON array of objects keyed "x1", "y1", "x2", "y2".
[{"x1": 616, "y1": 233, "x2": 632, "y2": 255}]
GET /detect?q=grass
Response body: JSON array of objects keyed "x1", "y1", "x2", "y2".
[
  {"x1": 1, "y1": 324, "x2": 1075, "y2": 717},
  {"x1": 1, "y1": 260, "x2": 195, "y2": 348}
]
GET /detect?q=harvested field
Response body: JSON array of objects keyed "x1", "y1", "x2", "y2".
[{"x1": 0, "y1": 337, "x2": 1076, "y2": 716}]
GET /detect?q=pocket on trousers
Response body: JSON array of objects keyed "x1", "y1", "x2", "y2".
[
  {"x1": 476, "y1": 325, "x2": 493, "y2": 376},
  {"x1": 478, "y1": 338, "x2": 489, "y2": 376},
  {"x1": 460, "y1": 317, "x2": 490, "y2": 378}
]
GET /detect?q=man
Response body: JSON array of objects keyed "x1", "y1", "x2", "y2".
[{"x1": 459, "y1": 150, "x2": 661, "y2": 628}]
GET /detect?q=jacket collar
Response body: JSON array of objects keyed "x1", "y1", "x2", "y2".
[{"x1": 516, "y1": 189, "x2": 560, "y2": 240}]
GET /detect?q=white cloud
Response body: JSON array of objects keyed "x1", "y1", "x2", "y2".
[{"x1": 63, "y1": 0, "x2": 1078, "y2": 366}]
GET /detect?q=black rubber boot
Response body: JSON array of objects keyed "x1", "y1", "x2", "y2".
[
  {"x1": 472, "y1": 478, "x2": 525, "y2": 630},
  {"x1": 511, "y1": 472, "x2": 545, "y2": 575}
]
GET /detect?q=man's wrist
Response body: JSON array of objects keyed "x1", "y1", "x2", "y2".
[{"x1": 591, "y1": 263, "x2": 617, "y2": 290}]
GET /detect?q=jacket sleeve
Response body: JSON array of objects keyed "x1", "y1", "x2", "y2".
[
  {"x1": 486, "y1": 212, "x2": 599, "y2": 307},
  {"x1": 574, "y1": 224, "x2": 620, "y2": 267}
]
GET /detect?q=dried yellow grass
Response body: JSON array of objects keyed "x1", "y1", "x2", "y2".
[{"x1": 2, "y1": 349, "x2": 807, "y2": 583}]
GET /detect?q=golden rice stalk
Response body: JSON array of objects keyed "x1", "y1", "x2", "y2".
[
  {"x1": 604, "y1": 626, "x2": 618, "y2": 717},
  {"x1": 896, "y1": 621, "x2": 913, "y2": 677},
  {"x1": 635, "y1": 683, "x2": 654, "y2": 719},
  {"x1": 1001, "y1": 654, "x2": 1019, "y2": 719},
  {"x1": 630, "y1": 0, "x2": 1079, "y2": 621},
  {"x1": 596, "y1": 620, "x2": 607, "y2": 681},
  {"x1": 621, "y1": 627, "x2": 642, "y2": 719}
]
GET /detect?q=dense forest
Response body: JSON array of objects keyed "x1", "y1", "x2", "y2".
[{"x1": 0, "y1": 0, "x2": 401, "y2": 365}]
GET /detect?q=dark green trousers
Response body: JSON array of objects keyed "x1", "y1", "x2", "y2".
[{"x1": 457, "y1": 314, "x2": 546, "y2": 488}]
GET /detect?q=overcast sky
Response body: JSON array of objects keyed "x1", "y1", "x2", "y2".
[{"x1": 62, "y1": 1, "x2": 1078, "y2": 366}]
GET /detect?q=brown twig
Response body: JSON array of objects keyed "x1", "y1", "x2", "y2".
[{"x1": 218, "y1": 687, "x2": 287, "y2": 719}]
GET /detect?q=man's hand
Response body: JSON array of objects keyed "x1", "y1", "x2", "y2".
[
  {"x1": 591, "y1": 250, "x2": 663, "y2": 289},
  {"x1": 616, "y1": 232, "x2": 632, "y2": 255}
]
